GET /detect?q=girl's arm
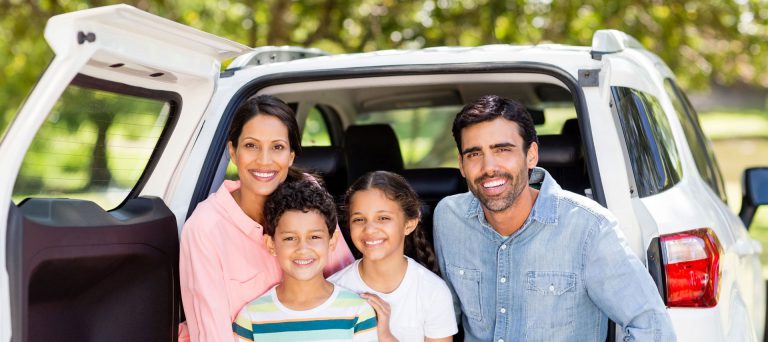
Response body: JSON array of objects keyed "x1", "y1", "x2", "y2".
[
  {"x1": 361, "y1": 293, "x2": 398, "y2": 342},
  {"x1": 425, "y1": 337, "x2": 452, "y2": 342},
  {"x1": 179, "y1": 219, "x2": 233, "y2": 342}
]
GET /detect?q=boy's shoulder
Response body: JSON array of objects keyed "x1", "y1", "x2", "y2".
[
  {"x1": 332, "y1": 285, "x2": 369, "y2": 306},
  {"x1": 240, "y1": 288, "x2": 279, "y2": 314}
]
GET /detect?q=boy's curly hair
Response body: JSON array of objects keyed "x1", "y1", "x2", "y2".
[{"x1": 263, "y1": 179, "x2": 337, "y2": 237}]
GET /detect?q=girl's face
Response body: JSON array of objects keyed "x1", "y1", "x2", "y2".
[
  {"x1": 228, "y1": 114, "x2": 295, "y2": 198},
  {"x1": 348, "y1": 189, "x2": 418, "y2": 263},
  {"x1": 265, "y1": 210, "x2": 337, "y2": 282}
]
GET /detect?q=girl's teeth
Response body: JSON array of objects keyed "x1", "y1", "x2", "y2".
[
  {"x1": 483, "y1": 179, "x2": 506, "y2": 188},
  {"x1": 294, "y1": 259, "x2": 313, "y2": 265},
  {"x1": 365, "y1": 240, "x2": 383, "y2": 245}
]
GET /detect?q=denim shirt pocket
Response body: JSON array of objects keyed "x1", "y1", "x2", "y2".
[
  {"x1": 524, "y1": 271, "x2": 577, "y2": 340},
  {"x1": 447, "y1": 264, "x2": 483, "y2": 322}
]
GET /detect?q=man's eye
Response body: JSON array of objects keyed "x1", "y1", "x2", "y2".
[{"x1": 466, "y1": 152, "x2": 480, "y2": 159}]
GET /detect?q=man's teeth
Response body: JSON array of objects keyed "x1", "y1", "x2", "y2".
[
  {"x1": 253, "y1": 171, "x2": 276, "y2": 178},
  {"x1": 483, "y1": 179, "x2": 506, "y2": 188},
  {"x1": 365, "y1": 240, "x2": 383, "y2": 246},
  {"x1": 294, "y1": 259, "x2": 314, "y2": 265}
]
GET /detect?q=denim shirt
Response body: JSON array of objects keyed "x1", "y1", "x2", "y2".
[{"x1": 433, "y1": 168, "x2": 675, "y2": 342}]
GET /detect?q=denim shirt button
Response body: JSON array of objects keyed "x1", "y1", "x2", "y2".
[
  {"x1": 623, "y1": 335, "x2": 634, "y2": 342},
  {"x1": 500, "y1": 277, "x2": 506, "y2": 283},
  {"x1": 500, "y1": 244, "x2": 507, "y2": 250},
  {"x1": 500, "y1": 308, "x2": 506, "y2": 313},
  {"x1": 549, "y1": 285, "x2": 555, "y2": 292},
  {"x1": 459, "y1": 269, "x2": 465, "y2": 275},
  {"x1": 498, "y1": 339, "x2": 504, "y2": 342}
]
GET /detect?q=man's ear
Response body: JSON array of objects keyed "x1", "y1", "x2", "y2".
[
  {"x1": 527, "y1": 141, "x2": 539, "y2": 169},
  {"x1": 265, "y1": 235, "x2": 277, "y2": 256},
  {"x1": 404, "y1": 218, "x2": 419, "y2": 236}
]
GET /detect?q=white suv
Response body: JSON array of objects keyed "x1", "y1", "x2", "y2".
[{"x1": 2, "y1": 5, "x2": 767, "y2": 342}]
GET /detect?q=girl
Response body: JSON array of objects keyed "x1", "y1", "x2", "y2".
[
  {"x1": 179, "y1": 95, "x2": 354, "y2": 342},
  {"x1": 330, "y1": 171, "x2": 457, "y2": 342}
]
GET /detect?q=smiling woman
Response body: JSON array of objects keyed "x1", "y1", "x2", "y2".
[{"x1": 178, "y1": 95, "x2": 353, "y2": 342}]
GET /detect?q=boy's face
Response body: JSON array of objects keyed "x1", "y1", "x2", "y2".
[{"x1": 265, "y1": 209, "x2": 337, "y2": 282}]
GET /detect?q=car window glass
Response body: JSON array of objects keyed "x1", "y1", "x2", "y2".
[
  {"x1": 356, "y1": 106, "x2": 461, "y2": 168},
  {"x1": 612, "y1": 86, "x2": 682, "y2": 197},
  {"x1": 301, "y1": 106, "x2": 332, "y2": 146},
  {"x1": 12, "y1": 83, "x2": 172, "y2": 210},
  {"x1": 664, "y1": 79, "x2": 728, "y2": 202}
]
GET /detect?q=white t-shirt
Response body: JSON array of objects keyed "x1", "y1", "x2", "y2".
[{"x1": 329, "y1": 257, "x2": 458, "y2": 341}]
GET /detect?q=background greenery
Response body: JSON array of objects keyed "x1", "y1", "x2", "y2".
[{"x1": 3, "y1": 0, "x2": 767, "y2": 270}]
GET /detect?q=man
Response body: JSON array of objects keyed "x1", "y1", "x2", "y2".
[{"x1": 433, "y1": 95, "x2": 675, "y2": 341}]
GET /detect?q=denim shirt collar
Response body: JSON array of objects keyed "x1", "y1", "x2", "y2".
[{"x1": 465, "y1": 167, "x2": 560, "y2": 230}]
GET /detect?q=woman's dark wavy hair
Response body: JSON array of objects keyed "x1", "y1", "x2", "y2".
[
  {"x1": 344, "y1": 171, "x2": 440, "y2": 275},
  {"x1": 227, "y1": 94, "x2": 304, "y2": 182},
  {"x1": 263, "y1": 179, "x2": 338, "y2": 237}
]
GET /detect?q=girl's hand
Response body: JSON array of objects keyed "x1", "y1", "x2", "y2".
[{"x1": 360, "y1": 293, "x2": 399, "y2": 342}]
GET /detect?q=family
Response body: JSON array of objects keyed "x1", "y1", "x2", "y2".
[{"x1": 179, "y1": 94, "x2": 676, "y2": 341}]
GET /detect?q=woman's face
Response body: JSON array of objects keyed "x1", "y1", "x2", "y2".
[{"x1": 228, "y1": 114, "x2": 295, "y2": 198}]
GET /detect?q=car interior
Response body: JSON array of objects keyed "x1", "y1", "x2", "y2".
[{"x1": 246, "y1": 73, "x2": 592, "y2": 252}]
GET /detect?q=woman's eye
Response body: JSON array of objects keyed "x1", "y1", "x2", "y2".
[
  {"x1": 274, "y1": 144, "x2": 285, "y2": 150},
  {"x1": 244, "y1": 142, "x2": 256, "y2": 149}
]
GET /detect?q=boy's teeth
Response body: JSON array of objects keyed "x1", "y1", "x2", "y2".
[
  {"x1": 365, "y1": 240, "x2": 383, "y2": 245},
  {"x1": 294, "y1": 259, "x2": 313, "y2": 265},
  {"x1": 483, "y1": 179, "x2": 506, "y2": 188}
]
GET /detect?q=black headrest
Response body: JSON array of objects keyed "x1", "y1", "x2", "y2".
[
  {"x1": 401, "y1": 168, "x2": 467, "y2": 202},
  {"x1": 344, "y1": 124, "x2": 404, "y2": 182},
  {"x1": 293, "y1": 146, "x2": 344, "y2": 175},
  {"x1": 537, "y1": 135, "x2": 580, "y2": 167},
  {"x1": 561, "y1": 118, "x2": 580, "y2": 137}
]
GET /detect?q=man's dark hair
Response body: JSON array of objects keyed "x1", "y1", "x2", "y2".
[
  {"x1": 263, "y1": 179, "x2": 337, "y2": 237},
  {"x1": 451, "y1": 95, "x2": 539, "y2": 153}
]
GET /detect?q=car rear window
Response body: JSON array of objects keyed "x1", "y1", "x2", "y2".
[
  {"x1": 612, "y1": 86, "x2": 682, "y2": 197},
  {"x1": 12, "y1": 77, "x2": 175, "y2": 210}
]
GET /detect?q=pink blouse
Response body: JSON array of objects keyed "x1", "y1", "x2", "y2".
[{"x1": 179, "y1": 180, "x2": 354, "y2": 342}]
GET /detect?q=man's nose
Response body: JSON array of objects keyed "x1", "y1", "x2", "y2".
[{"x1": 481, "y1": 153, "x2": 499, "y2": 174}]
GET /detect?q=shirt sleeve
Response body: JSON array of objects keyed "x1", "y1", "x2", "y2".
[
  {"x1": 353, "y1": 302, "x2": 379, "y2": 342},
  {"x1": 424, "y1": 280, "x2": 459, "y2": 338},
  {"x1": 324, "y1": 225, "x2": 355, "y2": 276},
  {"x1": 180, "y1": 215, "x2": 236, "y2": 342},
  {"x1": 232, "y1": 306, "x2": 255, "y2": 342},
  {"x1": 584, "y1": 215, "x2": 676, "y2": 342},
  {"x1": 432, "y1": 202, "x2": 463, "y2": 326}
]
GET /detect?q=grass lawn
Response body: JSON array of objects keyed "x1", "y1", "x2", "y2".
[{"x1": 699, "y1": 109, "x2": 768, "y2": 276}]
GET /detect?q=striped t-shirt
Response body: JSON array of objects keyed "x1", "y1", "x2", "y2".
[{"x1": 233, "y1": 284, "x2": 378, "y2": 341}]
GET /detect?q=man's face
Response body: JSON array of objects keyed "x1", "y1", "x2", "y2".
[{"x1": 458, "y1": 118, "x2": 538, "y2": 212}]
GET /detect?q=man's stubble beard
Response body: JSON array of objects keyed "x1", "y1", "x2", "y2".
[{"x1": 469, "y1": 165, "x2": 529, "y2": 213}]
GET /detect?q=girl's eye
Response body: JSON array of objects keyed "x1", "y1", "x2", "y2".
[
  {"x1": 351, "y1": 218, "x2": 364, "y2": 223},
  {"x1": 378, "y1": 216, "x2": 390, "y2": 221}
]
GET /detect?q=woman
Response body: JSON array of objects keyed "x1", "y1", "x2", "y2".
[{"x1": 179, "y1": 95, "x2": 354, "y2": 342}]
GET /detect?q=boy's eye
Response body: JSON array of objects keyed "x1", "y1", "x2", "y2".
[
  {"x1": 311, "y1": 235, "x2": 323, "y2": 240},
  {"x1": 283, "y1": 236, "x2": 295, "y2": 241}
]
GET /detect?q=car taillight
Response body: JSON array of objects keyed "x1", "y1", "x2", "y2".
[{"x1": 659, "y1": 228, "x2": 721, "y2": 307}]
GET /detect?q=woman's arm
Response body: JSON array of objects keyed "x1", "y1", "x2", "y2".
[{"x1": 179, "y1": 219, "x2": 234, "y2": 342}]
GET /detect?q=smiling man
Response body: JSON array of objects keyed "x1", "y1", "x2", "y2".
[{"x1": 433, "y1": 95, "x2": 675, "y2": 341}]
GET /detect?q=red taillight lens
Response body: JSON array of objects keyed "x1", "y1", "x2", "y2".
[{"x1": 660, "y1": 228, "x2": 721, "y2": 307}]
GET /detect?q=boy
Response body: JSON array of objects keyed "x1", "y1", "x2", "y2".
[{"x1": 232, "y1": 179, "x2": 378, "y2": 342}]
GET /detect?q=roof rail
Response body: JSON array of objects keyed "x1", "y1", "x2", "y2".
[
  {"x1": 226, "y1": 46, "x2": 329, "y2": 70},
  {"x1": 590, "y1": 29, "x2": 644, "y2": 60}
]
